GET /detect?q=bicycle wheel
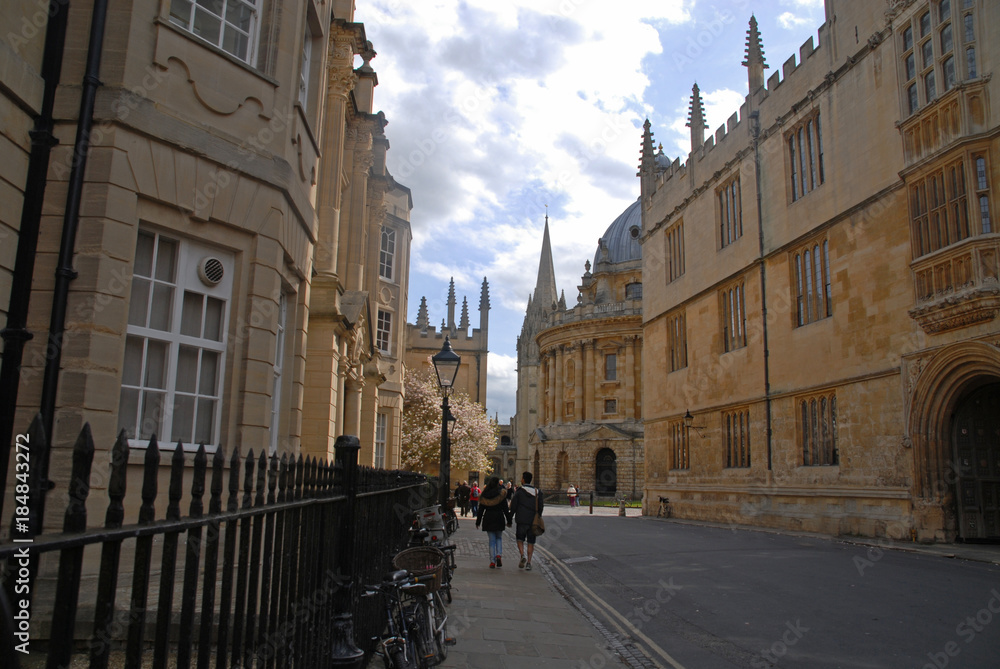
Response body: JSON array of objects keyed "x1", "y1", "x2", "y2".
[
  {"x1": 386, "y1": 643, "x2": 418, "y2": 669},
  {"x1": 406, "y1": 601, "x2": 436, "y2": 668},
  {"x1": 430, "y1": 592, "x2": 449, "y2": 662}
]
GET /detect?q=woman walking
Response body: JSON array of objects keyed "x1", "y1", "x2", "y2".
[{"x1": 475, "y1": 477, "x2": 512, "y2": 568}]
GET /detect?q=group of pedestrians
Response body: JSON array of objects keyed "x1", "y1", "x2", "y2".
[
  {"x1": 474, "y1": 471, "x2": 544, "y2": 571},
  {"x1": 453, "y1": 480, "x2": 479, "y2": 517}
]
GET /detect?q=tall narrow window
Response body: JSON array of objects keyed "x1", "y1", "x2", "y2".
[
  {"x1": 169, "y1": 0, "x2": 260, "y2": 64},
  {"x1": 380, "y1": 227, "x2": 396, "y2": 280},
  {"x1": 376, "y1": 310, "x2": 392, "y2": 353},
  {"x1": 975, "y1": 155, "x2": 992, "y2": 233},
  {"x1": 721, "y1": 281, "x2": 746, "y2": 353},
  {"x1": 668, "y1": 312, "x2": 687, "y2": 372},
  {"x1": 375, "y1": 413, "x2": 387, "y2": 469},
  {"x1": 670, "y1": 420, "x2": 689, "y2": 470},
  {"x1": 788, "y1": 112, "x2": 824, "y2": 201},
  {"x1": 724, "y1": 408, "x2": 751, "y2": 468},
  {"x1": 604, "y1": 353, "x2": 617, "y2": 381},
  {"x1": 801, "y1": 392, "x2": 838, "y2": 466},
  {"x1": 270, "y1": 293, "x2": 287, "y2": 455},
  {"x1": 792, "y1": 238, "x2": 832, "y2": 326},
  {"x1": 665, "y1": 221, "x2": 685, "y2": 283},
  {"x1": 120, "y1": 230, "x2": 232, "y2": 448},
  {"x1": 299, "y1": 27, "x2": 312, "y2": 107},
  {"x1": 718, "y1": 175, "x2": 742, "y2": 248}
]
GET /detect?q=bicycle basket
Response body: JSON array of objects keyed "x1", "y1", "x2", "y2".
[{"x1": 392, "y1": 546, "x2": 445, "y2": 593}]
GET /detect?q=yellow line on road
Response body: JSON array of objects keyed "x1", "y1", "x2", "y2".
[{"x1": 537, "y1": 544, "x2": 688, "y2": 669}]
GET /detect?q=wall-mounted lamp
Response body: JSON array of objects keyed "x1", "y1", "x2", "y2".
[{"x1": 684, "y1": 409, "x2": 706, "y2": 438}]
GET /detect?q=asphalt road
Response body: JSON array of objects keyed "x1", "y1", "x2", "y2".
[{"x1": 536, "y1": 510, "x2": 1000, "y2": 669}]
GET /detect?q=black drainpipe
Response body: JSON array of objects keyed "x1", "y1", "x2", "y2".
[
  {"x1": 0, "y1": 0, "x2": 71, "y2": 520},
  {"x1": 37, "y1": 0, "x2": 111, "y2": 518},
  {"x1": 751, "y1": 111, "x2": 774, "y2": 474}
]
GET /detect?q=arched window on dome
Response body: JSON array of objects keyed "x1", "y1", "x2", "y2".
[{"x1": 625, "y1": 282, "x2": 642, "y2": 300}]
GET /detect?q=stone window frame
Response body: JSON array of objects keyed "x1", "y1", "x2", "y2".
[
  {"x1": 379, "y1": 226, "x2": 396, "y2": 281},
  {"x1": 269, "y1": 291, "x2": 288, "y2": 455},
  {"x1": 168, "y1": 0, "x2": 262, "y2": 65},
  {"x1": 897, "y1": 0, "x2": 980, "y2": 117},
  {"x1": 604, "y1": 353, "x2": 617, "y2": 381},
  {"x1": 799, "y1": 391, "x2": 838, "y2": 467},
  {"x1": 717, "y1": 173, "x2": 743, "y2": 249},
  {"x1": 791, "y1": 236, "x2": 832, "y2": 327},
  {"x1": 908, "y1": 150, "x2": 992, "y2": 258},
  {"x1": 668, "y1": 310, "x2": 688, "y2": 372},
  {"x1": 720, "y1": 278, "x2": 747, "y2": 353},
  {"x1": 121, "y1": 228, "x2": 234, "y2": 451},
  {"x1": 603, "y1": 398, "x2": 617, "y2": 415},
  {"x1": 669, "y1": 419, "x2": 689, "y2": 471},
  {"x1": 723, "y1": 407, "x2": 751, "y2": 468},
  {"x1": 376, "y1": 309, "x2": 392, "y2": 354},
  {"x1": 374, "y1": 412, "x2": 387, "y2": 469},
  {"x1": 786, "y1": 109, "x2": 824, "y2": 203},
  {"x1": 664, "y1": 219, "x2": 685, "y2": 284}
]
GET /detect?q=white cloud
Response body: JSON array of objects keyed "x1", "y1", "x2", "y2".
[
  {"x1": 778, "y1": 11, "x2": 812, "y2": 30},
  {"x1": 486, "y1": 352, "x2": 518, "y2": 421}
]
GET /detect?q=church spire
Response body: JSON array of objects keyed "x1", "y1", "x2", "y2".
[
  {"x1": 533, "y1": 210, "x2": 559, "y2": 311},
  {"x1": 479, "y1": 277, "x2": 490, "y2": 335},
  {"x1": 446, "y1": 277, "x2": 456, "y2": 332},
  {"x1": 686, "y1": 83, "x2": 705, "y2": 152},
  {"x1": 416, "y1": 295, "x2": 429, "y2": 330},
  {"x1": 639, "y1": 118, "x2": 657, "y2": 200},
  {"x1": 459, "y1": 296, "x2": 470, "y2": 331},
  {"x1": 743, "y1": 15, "x2": 768, "y2": 92}
]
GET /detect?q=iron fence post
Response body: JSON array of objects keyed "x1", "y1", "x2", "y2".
[{"x1": 331, "y1": 435, "x2": 364, "y2": 668}]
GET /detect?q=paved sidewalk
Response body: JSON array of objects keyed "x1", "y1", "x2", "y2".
[{"x1": 439, "y1": 507, "x2": 639, "y2": 669}]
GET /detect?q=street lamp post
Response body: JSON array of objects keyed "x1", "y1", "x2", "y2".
[{"x1": 432, "y1": 336, "x2": 461, "y2": 508}]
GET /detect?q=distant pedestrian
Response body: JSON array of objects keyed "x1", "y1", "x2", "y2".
[
  {"x1": 567, "y1": 484, "x2": 578, "y2": 508},
  {"x1": 469, "y1": 482, "x2": 480, "y2": 516},
  {"x1": 509, "y1": 471, "x2": 544, "y2": 571},
  {"x1": 456, "y1": 481, "x2": 471, "y2": 516},
  {"x1": 475, "y1": 477, "x2": 511, "y2": 568}
]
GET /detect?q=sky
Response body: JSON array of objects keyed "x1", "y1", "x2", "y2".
[{"x1": 353, "y1": 0, "x2": 827, "y2": 423}]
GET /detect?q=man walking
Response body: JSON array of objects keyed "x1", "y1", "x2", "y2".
[
  {"x1": 456, "y1": 481, "x2": 471, "y2": 517},
  {"x1": 509, "y1": 471, "x2": 544, "y2": 571}
]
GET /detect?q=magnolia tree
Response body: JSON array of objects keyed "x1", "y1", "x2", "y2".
[{"x1": 401, "y1": 367, "x2": 496, "y2": 474}]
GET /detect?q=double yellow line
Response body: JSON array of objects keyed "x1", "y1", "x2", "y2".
[{"x1": 536, "y1": 543, "x2": 688, "y2": 669}]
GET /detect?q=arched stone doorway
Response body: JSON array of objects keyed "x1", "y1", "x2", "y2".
[
  {"x1": 953, "y1": 383, "x2": 1000, "y2": 540},
  {"x1": 557, "y1": 451, "x2": 569, "y2": 488},
  {"x1": 908, "y1": 342, "x2": 1000, "y2": 542},
  {"x1": 595, "y1": 448, "x2": 617, "y2": 496},
  {"x1": 533, "y1": 450, "x2": 540, "y2": 486}
]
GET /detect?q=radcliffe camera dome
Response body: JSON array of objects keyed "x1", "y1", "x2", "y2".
[{"x1": 594, "y1": 197, "x2": 642, "y2": 267}]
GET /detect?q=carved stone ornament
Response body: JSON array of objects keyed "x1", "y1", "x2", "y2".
[
  {"x1": 328, "y1": 67, "x2": 358, "y2": 99},
  {"x1": 885, "y1": 0, "x2": 918, "y2": 21},
  {"x1": 908, "y1": 287, "x2": 1000, "y2": 334}
]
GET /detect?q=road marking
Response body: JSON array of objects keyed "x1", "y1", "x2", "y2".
[
  {"x1": 563, "y1": 555, "x2": 598, "y2": 564},
  {"x1": 538, "y1": 544, "x2": 688, "y2": 669}
]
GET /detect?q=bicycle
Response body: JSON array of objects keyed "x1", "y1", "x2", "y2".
[
  {"x1": 657, "y1": 496, "x2": 671, "y2": 518},
  {"x1": 363, "y1": 569, "x2": 431, "y2": 669},
  {"x1": 393, "y1": 546, "x2": 453, "y2": 666},
  {"x1": 409, "y1": 507, "x2": 458, "y2": 603}
]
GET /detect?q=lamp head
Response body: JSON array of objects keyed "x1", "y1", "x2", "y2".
[{"x1": 432, "y1": 336, "x2": 462, "y2": 391}]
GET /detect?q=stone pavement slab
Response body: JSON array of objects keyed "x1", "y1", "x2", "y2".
[{"x1": 439, "y1": 518, "x2": 634, "y2": 669}]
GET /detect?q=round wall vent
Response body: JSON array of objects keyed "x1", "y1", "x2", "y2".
[
  {"x1": 197, "y1": 257, "x2": 225, "y2": 286},
  {"x1": 629, "y1": 224, "x2": 641, "y2": 239}
]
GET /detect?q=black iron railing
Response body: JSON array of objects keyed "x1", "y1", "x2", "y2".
[{"x1": 0, "y1": 414, "x2": 431, "y2": 669}]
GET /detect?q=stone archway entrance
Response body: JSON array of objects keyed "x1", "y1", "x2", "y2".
[
  {"x1": 595, "y1": 448, "x2": 617, "y2": 496},
  {"x1": 954, "y1": 383, "x2": 1000, "y2": 541}
]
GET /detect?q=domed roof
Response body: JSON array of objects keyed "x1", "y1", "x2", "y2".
[{"x1": 594, "y1": 198, "x2": 642, "y2": 267}]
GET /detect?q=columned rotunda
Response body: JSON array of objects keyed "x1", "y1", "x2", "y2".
[{"x1": 514, "y1": 206, "x2": 645, "y2": 498}]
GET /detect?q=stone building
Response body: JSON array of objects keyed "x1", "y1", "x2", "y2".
[
  {"x1": 404, "y1": 277, "x2": 491, "y2": 483},
  {"x1": 640, "y1": 1, "x2": 999, "y2": 542},
  {"x1": 0, "y1": 0, "x2": 411, "y2": 525},
  {"x1": 514, "y1": 212, "x2": 644, "y2": 497}
]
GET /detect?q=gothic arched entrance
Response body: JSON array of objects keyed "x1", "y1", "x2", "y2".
[
  {"x1": 953, "y1": 383, "x2": 1000, "y2": 541},
  {"x1": 595, "y1": 448, "x2": 617, "y2": 496}
]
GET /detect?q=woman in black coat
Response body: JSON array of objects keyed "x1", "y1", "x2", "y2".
[{"x1": 475, "y1": 477, "x2": 512, "y2": 568}]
